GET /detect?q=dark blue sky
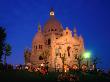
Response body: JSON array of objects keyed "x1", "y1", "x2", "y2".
[{"x1": 0, "y1": 0, "x2": 110, "y2": 71}]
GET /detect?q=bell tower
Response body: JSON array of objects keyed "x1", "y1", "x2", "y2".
[{"x1": 50, "y1": 8, "x2": 54, "y2": 16}]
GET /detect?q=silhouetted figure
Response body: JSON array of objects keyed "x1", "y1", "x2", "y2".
[
  {"x1": 0, "y1": 63, "x2": 3, "y2": 71},
  {"x1": 4, "y1": 63, "x2": 7, "y2": 72}
]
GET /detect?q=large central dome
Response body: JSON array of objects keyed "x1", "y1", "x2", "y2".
[{"x1": 44, "y1": 8, "x2": 63, "y2": 33}]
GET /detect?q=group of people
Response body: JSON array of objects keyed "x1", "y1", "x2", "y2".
[
  {"x1": 0, "y1": 63, "x2": 13, "y2": 71},
  {"x1": 23, "y1": 65, "x2": 48, "y2": 75},
  {"x1": 0, "y1": 63, "x2": 47, "y2": 74}
]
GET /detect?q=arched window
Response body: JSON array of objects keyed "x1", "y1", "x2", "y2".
[
  {"x1": 41, "y1": 45, "x2": 43, "y2": 49},
  {"x1": 60, "y1": 53, "x2": 61, "y2": 58},
  {"x1": 67, "y1": 46, "x2": 71, "y2": 56},
  {"x1": 66, "y1": 32, "x2": 68, "y2": 35},
  {"x1": 48, "y1": 39, "x2": 51, "y2": 45},
  {"x1": 39, "y1": 56, "x2": 43, "y2": 60},
  {"x1": 51, "y1": 29, "x2": 54, "y2": 31}
]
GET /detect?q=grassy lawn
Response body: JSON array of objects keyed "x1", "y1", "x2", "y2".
[
  {"x1": 0, "y1": 70, "x2": 59, "y2": 82},
  {"x1": 0, "y1": 70, "x2": 110, "y2": 82}
]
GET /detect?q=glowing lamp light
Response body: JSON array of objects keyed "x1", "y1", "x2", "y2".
[
  {"x1": 50, "y1": 11, "x2": 54, "y2": 16},
  {"x1": 64, "y1": 69, "x2": 67, "y2": 73},
  {"x1": 41, "y1": 63, "x2": 44, "y2": 67},
  {"x1": 83, "y1": 51, "x2": 91, "y2": 59}
]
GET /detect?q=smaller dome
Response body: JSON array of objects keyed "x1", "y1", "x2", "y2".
[
  {"x1": 33, "y1": 31, "x2": 44, "y2": 44},
  {"x1": 33, "y1": 25, "x2": 45, "y2": 44}
]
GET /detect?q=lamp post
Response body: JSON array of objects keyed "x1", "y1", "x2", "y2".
[{"x1": 83, "y1": 51, "x2": 91, "y2": 70}]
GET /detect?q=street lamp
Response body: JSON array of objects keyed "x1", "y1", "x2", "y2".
[
  {"x1": 83, "y1": 51, "x2": 91, "y2": 69},
  {"x1": 41, "y1": 63, "x2": 44, "y2": 67},
  {"x1": 83, "y1": 51, "x2": 91, "y2": 59}
]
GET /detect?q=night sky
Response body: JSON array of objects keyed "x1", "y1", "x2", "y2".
[{"x1": 0, "y1": 0, "x2": 110, "y2": 71}]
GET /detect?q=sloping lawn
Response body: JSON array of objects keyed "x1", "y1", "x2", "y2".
[{"x1": 0, "y1": 70, "x2": 110, "y2": 82}]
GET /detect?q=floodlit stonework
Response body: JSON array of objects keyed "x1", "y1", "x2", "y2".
[{"x1": 24, "y1": 9, "x2": 85, "y2": 69}]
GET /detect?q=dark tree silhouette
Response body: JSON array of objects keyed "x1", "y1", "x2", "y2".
[
  {"x1": 75, "y1": 55, "x2": 83, "y2": 70},
  {"x1": 0, "y1": 27, "x2": 6, "y2": 62},
  {"x1": 92, "y1": 57, "x2": 101, "y2": 70},
  {"x1": 42, "y1": 49, "x2": 49, "y2": 65},
  {"x1": 4, "y1": 43, "x2": 11, "y2": 64}
]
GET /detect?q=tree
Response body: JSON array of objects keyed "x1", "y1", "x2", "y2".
[
  {"x1": 41, "y1": 49, "x2": 50, "y2": 72},
  {"x1": 4, "y1": 43, "x2": 11, "y2": 64},
  {"x1": 42, "y1": 49, "x2": 49, "y2": 65},
  {"x1": 0, "y1": 27, "x2": 6, "y2": 62},
  {"x1": 92, "y1": 57, "x2": 101, "y2": 70},
  {"x1": 24, "y1": 48, "x2": 31, "y2": 64},
  {"x1": 75, "y1": 55, "x2": 83, "y2": 70}
]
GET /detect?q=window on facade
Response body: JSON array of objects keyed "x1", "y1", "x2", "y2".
[
  {"x1": 39, "y1": 56, "x2": 43, "y2": 60},
  {"x1": 68, "y1": 53, "x2": 70, "y2": 56},
  {"x1": 51, "y1": 29, "x2": 54, "y2": 31},
  {"x1": 60, "y1": 53, "x2": 61, "y2": 58},
  {"x1": 39, "y1": 45, "x2": 43, "y2": 49},
  {"x1": 56, "y1": 53, "x2": 58, "y2": 56},
  {"x1": 75, "y1": 48, "x2": 78, "y2": 52},
  {"x1": 67, "y1": 46, "x2": 71, "y2": 57},
  {"x1": 66, "y1": 32, "x2": 68, "y2": 35},
  {"x1": 48, "y1": 39, "x2": 51, "y2": 45}
]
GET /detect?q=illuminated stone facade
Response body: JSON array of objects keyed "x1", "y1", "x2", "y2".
[{"x1": 24, "y1": 9, "x2": 85, "y2": 69}]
